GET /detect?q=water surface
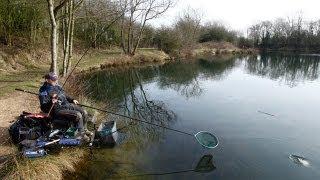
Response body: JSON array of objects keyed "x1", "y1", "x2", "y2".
[{"x1": 81, "y1": 53, "x2": 320, "y2": 179}]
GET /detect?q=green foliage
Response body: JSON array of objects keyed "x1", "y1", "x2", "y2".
[
  {"x1": 238, "y1": 37, "x2": 253, "y2": 48},
  {"x1": 153, "y1": 28, "x2": 181, "y2": 55},
  {"x1": 74, "y1": 19, "x2": 122, "y2": 48},
  {"x1": 0, "y1": 0, "x2": 47, "y2": 46},
  {"x1": 0, "y1": 1, "x2": 251, "y2": 54},
  {"x1": 174, "y1": 11, "x2": 201, "y2": 47},
  {"x1": 248, "y1": 18, "x2": 320, "y2": 51},
  {"x1": 139, "y1": 26, "x2": 156, "y2": 48},
  {"x1": 199, "y1": 24, "x2": 237, "y2": 43}
]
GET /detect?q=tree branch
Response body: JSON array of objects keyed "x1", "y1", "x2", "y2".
[
  {"x1": 56, "y1": 0, "x2": 84, "y2": 21},
  {"x1": 54, "y1": 0, "x2": 68, "y2": 16}
]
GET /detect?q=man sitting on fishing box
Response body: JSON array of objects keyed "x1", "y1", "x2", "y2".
[{"x1": 38, "y1": 72, "x2": 93, "y2": 142}]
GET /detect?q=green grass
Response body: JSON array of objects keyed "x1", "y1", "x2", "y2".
[
  {"x1": 2, "y1": 148, "x2": 87, "y2": 179},
  {"x1": 0, "y1": 69, "x2": 46, "y2": 97},
  {"x1": 0, "y1": 49, "x2": 120, "y2": 97},
  {"x1": 0, "y1": 48, "x2": 172, "y2": 179},
  {"x1": 74, "y1": 49, "x2": 123, "y2": 70}
]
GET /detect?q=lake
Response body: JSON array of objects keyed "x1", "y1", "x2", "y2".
[{"x1": 76, "y1": 53, "x2": 320, "y2": 179}]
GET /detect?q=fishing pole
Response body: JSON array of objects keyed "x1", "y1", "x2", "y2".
[
  {"x1": 0, "y1": 80, "x2": 24, "y2": 82},
  {"x1": 15, "y1": 88, "x2": 219, "y2": 149},
  {"x1": 80, "y1": 104, "x2": 193, "y2": 136},
  {"x1": 15, "y1": 88, "x2": 40, "y2": 96}
]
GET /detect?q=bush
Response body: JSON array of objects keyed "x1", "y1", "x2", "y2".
[
  {"x1": 74, "y1": 20, "x2": 122, "y2": 48},
  {"x1": 237, "y1": 37, "x2": 253, "y2": 48},
  {"x1": 199, "y1": 24, "x2": 237, "y2": 43},
  {"x1": 0, "y1": 1, "x2": 47, "y2": 46},
  {"x1": 153, "y1": 28, "x2": 181, "y2": 55}
]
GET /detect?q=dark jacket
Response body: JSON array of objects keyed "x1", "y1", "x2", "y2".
[{"x1": 38, "y1": 82, "x2": 74, "y2": 113}]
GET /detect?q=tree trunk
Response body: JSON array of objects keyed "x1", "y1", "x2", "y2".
[
  {"x1": 67, "y1": 0, "x2": 75, "y2": 73},
  {"x1": 62, "y1": 4, "x2": 68, "y2": 76},
  {"x1": 30, "y1": 20, "x2": 33, "y2": 44},
  {"x1": 127, "y1": 24, "x2": 132, "y2": 54},
  {"x1": 127, "y1": 10, "x2": 134, "y2": 55},
  {"x1": 120, "y1": 17, "x2": 127, "y2": 53},
  {"x1": 47, "y1": 0, "x2": 58, "y2": 74},
  {"x1": 93, "y1": 22, "x2": 97, "y2": 48},
  {"x1": 4, "y1": 25, "x2": 12, "y2": 46},
  {"x1": 4, "y1": 0, "x2": 12, "y2": 46},
  {"x1": 130, "y1": 24, "x2": 135, "y2": 55},
  {"x1": 132, "y1": 19, "x2": 147, "y2": 55},
  {"x1": 63, "y1": 1, "x2": 71, "y2": 76},
  {"x1": 132, "y1": 30, "x2": 143, "y2": 55}
]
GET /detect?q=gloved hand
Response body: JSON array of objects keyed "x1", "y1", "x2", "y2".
[
  {"x1": 73, "y1": 100, "x2": 79, "y2": 104},
  {"x1": 51, "y1": 94, "x2": 58, "y2": 104}
]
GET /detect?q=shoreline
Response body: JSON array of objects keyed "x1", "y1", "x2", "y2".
[{"x1": 0, "y1": 47, "x2": 252, "y2": 179}]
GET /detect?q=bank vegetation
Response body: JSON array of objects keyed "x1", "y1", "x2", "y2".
[
  {"x1": 0, "y1": 0, "x2": 257, "y2": 77},
  {"x1": 246, "y1": 13, "x2": 320, "y2": 52}
]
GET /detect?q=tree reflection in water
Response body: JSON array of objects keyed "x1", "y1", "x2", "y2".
[
  {"x1": 120, "y1": 69, "x2": 177, "y2": 146},
  {"x1": 157, "y1": 56, "x2": 239, "y2": 99},
  {"x1": 244, "y1": 53, "x2": 320, "y2": 87},
  {"x1": 84, "y1": 53, "x2": 320, "y2": 144},
  {"x1": 84, "y1": 68, "x2": 177, "y2": 148},
  {"x1": 157, "y1": 61, "x2": 204, "y2": 99},
  {"x1": 80, "y1": 53, "x2": 320, "y2": 179}
]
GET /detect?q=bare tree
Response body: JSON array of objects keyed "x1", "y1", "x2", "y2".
[
  {"x1": 47, "y1": 0, "x2": 84, "y2": 75},
  {"x1": 248, "y1": 24, "x2": 262, "y2": 46},
  {"x1": 47, "y1": 0, "x2": 69, "y2": 74},
  {"x1": 62, "y1": 0, "x2": 83, "y2": 76},
  {"x1": 120, "y1": 0, "x2": 174, "y2": 56},
  {"x1": 79, "y1": 0, "x2": 126, "y2": 48},
  {"x1": 62, "y1": 0, "x2": 71, "y2": 75},
  {"x1": 174, "y1": 7, "x2": 202, "y2": 49}
]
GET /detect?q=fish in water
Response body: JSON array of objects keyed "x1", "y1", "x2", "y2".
[{"x1": 289, "y1": 155, "x2": 311, "y2": 167}]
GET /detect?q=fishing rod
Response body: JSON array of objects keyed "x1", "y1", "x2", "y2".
[
  {"x1": 15, "y1": 88, "x2": 219, "y2": 149},
  {"x1": 79, "y1": 104, "x2": 193, "y2": 136},
  {"x1": 0, "y1": 80, "x2": 24, "y2": 82}
]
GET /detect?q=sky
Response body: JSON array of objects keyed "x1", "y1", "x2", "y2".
[{"x1": 151, "y1": 0, "x2": 320, "y2": 33}]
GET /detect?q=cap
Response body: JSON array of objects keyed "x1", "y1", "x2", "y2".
[{"x1": 44, "y1": 72, "x2": 58, "y2": 81}]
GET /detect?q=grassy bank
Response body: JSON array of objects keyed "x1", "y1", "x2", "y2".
[
  {"x1": 0, "y1": 46, "x2": 172, "y2": 179},
  {"x1": 2, "y1": 148, "x2": 87, "y2": 179},
  {"x1": 0, "y1": 46, "x2": 171, "y2": 97},
  {"x1": 0, "y1": 75, "x2": 108, "y2": 179},
  {"x1": 178, "y1": 42, "x2": 258, "y2": 59},
  {"x1": 81, "y1": 48, "x2": 171, "y2": 71},
  {"x1": 0, "y1": 44, "x2": 249, "y2": 179}
]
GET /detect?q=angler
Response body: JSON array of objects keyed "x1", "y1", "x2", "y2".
[
  {"x1": 39, "y1": 72, "x2": 93, "y2": 142},
  {"x1": 12, "y1": 86, "x2": 218, "y2": 159}
]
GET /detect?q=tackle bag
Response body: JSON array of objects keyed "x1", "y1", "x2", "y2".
[{"x1": 8, "y1": 112, "x2": 50, "y2": 144}]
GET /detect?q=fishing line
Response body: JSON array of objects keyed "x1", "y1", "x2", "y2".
[{"x1": 15, "y1": 89, "x2": 219, "y2": 149}]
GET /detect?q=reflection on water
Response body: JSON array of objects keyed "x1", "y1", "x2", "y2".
[
  {"x1": 79, "y1": 53, "x2": 320, "y2": 179},
  {"x1": 245, "y1": 53, "x2": 320, "y2": 87},
  {"x1": 86, "y1": 54, "x2": 320, "y2": 102},
  {"x1": 111, "y1": 154, "x2": 215, "y2": 178}
]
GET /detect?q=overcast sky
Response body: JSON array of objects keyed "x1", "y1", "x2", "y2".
[{"x1": 151, "y1": 0, "x2": 320, "y2": 33}]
